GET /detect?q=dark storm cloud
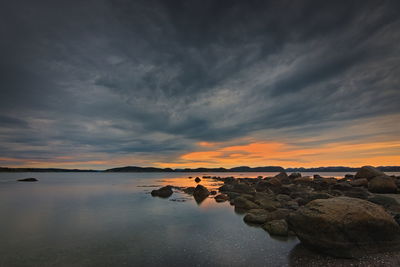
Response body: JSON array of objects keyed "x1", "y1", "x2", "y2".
[{"x1": 0, "y1": 0, "x2": 399, "y2": 165}]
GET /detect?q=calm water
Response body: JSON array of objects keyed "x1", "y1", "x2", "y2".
[{"x1": 0, "y1": 172, "x2": 398, "y2": 267}]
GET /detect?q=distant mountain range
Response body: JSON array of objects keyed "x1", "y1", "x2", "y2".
[{"x1": 1, "y1": 165, "x2": 400, "y2": 172}]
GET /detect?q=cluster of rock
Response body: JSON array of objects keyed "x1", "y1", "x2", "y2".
[{"x1": 150, "y1": 166, "x2": 400, "y2": 258}]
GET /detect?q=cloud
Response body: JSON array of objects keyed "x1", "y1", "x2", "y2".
[{"x1": 0, "y1": 0, "x2": 399, "y2": 168}]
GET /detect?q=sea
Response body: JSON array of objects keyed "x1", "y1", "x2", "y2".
[{"x1": 1, "y1": 172, "x2": 399, "y2": 267}]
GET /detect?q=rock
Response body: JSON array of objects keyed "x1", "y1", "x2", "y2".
[
  {"x1": 342, "y1": 187, "x2": 371, "y2": 199},
  {"x1": 306, "y1": 192, "x2": 332, "y2": 202},
  {"x1": 214, "y1": 194, "x2": 229, "y2": 202},
  {"x1": 275, "y1": 172, "x2": 289, "y2": 182},
  {"x1": 288, "y1": 197, "x2": 400, "y2": 258},
  {"x1": 256, "y1": 178, "x2": 282, "y2": 193},
  {"x1": 233, "y1": 196, "x2": 260, "y2": 210},
  {"x1": 355, "y1": 166, "x2": 385, "y2": 180},
  {"x1": 368, "y1": 176, "x2": 397, "y2": 193},
  {"x1": 276, "y1": 194, "x2": 292, "y2": 203},
  {"x1": 344, "y1": 174, "x2": 354, "y2": 179},
  {"x1": 313, "y1": 174, "x2": 322, "y2": 180},
  {"x1": 232, "y1": 183, "x2": 255, "y2": 194},
  {"x1": 194, "y1": 177, "x2": 201, "y2": 183},
  {"x1": 219, "y1": 184, "x2": 234, "y2": 192},
  {"x1": 151, "y1": 186, "x2": 173, "y2": 198},
  {"x1": 350, "y1": 178, "x2": 368, "y2": 187},
  {"x1": 243, "y1": 209, "x2": 270, "y2": 224},
  {"x1": 183, "y1": 187, "x2": 195, "y2": 195},
  {"x1": 293, "y1": 176, "x2": 312, "y2": 183},
  {"x1": 331, "y1": 182, "x2": 353, "y2": 191},
  {"x1": 193, "y1": 185, "x2": 210, "y2": 203},
  {"x1": 244, "y1": 209, "x2": 290, "y2": 224},
  {"x1": 263, "y1": 219, "x2": 289, "y2": 236},
  {"x1": 253, "y1": 192, "x2": 280, "y2": 211},
  {"x1": 225, "y1": 192, "x2": 241, "y2": 200},
  {"x1": 368, "y1": 195, "x2": 400, "y2": 213},
  {"x1": 17, "y1": 178, "x2": 38, "y2": 182},
  {"x1": 209, "y1": 190, "x2": 217, "y2": 195},
  {"x1": 289, "y1": 173, "x2": 302, "y2": 179}
]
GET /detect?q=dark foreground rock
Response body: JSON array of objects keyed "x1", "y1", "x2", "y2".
[
  {"x1": 17, "y1": 178, "x2": 38, "y2": 182},
  {"x1": 151, "y1": 186, "x2": 173, "y2": 198},
  {"x1": 193, "y1": 185, "x2": 210, "y2": 203},
  {"x1": 288, "y1": 197, "x2": 400, "y2": 258}
]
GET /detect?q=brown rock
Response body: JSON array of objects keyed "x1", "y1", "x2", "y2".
[
  {"x1": 263, "y1": 219, "x2": 289, "y2": 236},
  {"x1": 368, "y1": 176, "x2": 398, "y2": 193},
  {"x1": 350, "y1": 178, "x2": 368, "y2": 187},
  {"x1": 288, "y1": 197, "x2": 400, "y2": 258}
]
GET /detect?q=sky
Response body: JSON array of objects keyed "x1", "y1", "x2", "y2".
[{"x1": 0, "y1": 0, "x2": 399, "y2": 169}]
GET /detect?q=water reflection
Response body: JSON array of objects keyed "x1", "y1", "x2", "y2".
[{"x1": 0, "y1": 172, "x2": 301, "y2": 266}]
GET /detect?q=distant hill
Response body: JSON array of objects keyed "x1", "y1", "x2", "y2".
[
  {"x1": 104, "y1": 166, "x2": 174, "y2": 172},
  {"x1": 105, "y1": 165, "x2": 284, "y2": 172},
  {"x1": 1, "y1": 165, "x2": 399, "y2": 173},
  {"x1": 285, "y1": 166, "x2": 400, "y2": 172}
]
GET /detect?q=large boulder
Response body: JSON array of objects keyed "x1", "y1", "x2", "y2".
[
  {"x1": 355, "y1": 166, "x2": 385, "y2": 180},
  {"x1": 368, "y1": 176, "x2": 398, "y2": 193},
  {"x1": 151, "y1": 186, "x2": 173, "y2": 198},
  {"x1": 288, "y1": 197, "x2": 400, "y2": 258},
  {"x1": 193, "y1": 185, "x2": 210, "y2": 203}
]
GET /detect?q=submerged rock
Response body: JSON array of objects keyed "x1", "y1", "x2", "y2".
[
  {"x1": 17, "y1": 178, "x2": 38, "y2": 182},
  {"x1": 183, "y1": 187, "x2": 195, "y2": 195},
  {"x1": 288, "y1": 197, "x2": 400, "y2": 258},
  {"x1": 151, "y1": 186, "x2": 173, "y2": 198},
  {"x1": 355, "y1": 166, "x2": 385, "y2": 180}
]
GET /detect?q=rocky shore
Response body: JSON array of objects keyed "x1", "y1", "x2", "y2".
[{"x1": 151, "y1": 166, "x2": 400, "y2": 259}]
